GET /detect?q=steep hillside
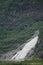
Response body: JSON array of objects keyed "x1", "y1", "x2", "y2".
[{"x1": 0, "y1": 0, "x2": 43, "y2": 58}]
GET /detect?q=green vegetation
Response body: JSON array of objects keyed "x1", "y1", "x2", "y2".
[
  {"x1": 0, "y1": 0, "x2": 43, "y2": 10},
  {"x1": 0, "y1": 58, "x2": 43, "y2": 65},
  {"x1": 0, "y1": 21, "x2": 43, "y2": 54}
]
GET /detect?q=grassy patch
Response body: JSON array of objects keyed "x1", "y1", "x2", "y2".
[{"x1": 0, "y1": 58, "x2": 43, "y2": 65}]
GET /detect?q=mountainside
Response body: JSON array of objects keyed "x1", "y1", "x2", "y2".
[{"x1": 0, "y1": 0, "x2": 43, "y2": 58}]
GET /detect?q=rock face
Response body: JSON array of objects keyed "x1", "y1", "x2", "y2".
[{"x1": 0, "y1": 30, "x2": 39, "y2": 61}]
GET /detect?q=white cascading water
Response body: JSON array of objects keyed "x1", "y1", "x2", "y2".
[{"x1": 11, "y1": 36, "x2": 38, "y2": 61}]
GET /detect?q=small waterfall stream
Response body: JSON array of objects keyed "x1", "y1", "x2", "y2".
[{"x1": 11, "y1": 36, "x2": 38, "y2": 61}]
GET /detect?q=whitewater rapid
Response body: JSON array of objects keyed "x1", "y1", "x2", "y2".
[{"x1": 11, "y1": 36, "x2": 38, "y2": 61}]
